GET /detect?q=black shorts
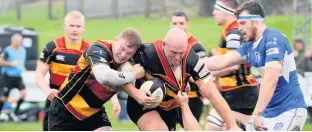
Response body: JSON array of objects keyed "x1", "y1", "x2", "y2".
[
  {"x1": 127, "y1": 96, "x2": 179, "y2": 131},
  {"x1": 48, "y1": 98, "x2": 111, "y2": 131},
  {"x1": 0, "y1": 74, "x2": 25, "y2": 97},
  {"x1": 221, "y1": 86, "x2": 259, "y2": 115},
  {"x1": 43, "y1": 99, "x2": 51, "y2": 131},
  {"x1": 177, "y1": 97, "x2": 203, "y2": 128}
]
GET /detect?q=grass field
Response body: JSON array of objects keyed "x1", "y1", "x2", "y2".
[{"x1": 0, "y1": 1, "x2": 311, "y2": 131}]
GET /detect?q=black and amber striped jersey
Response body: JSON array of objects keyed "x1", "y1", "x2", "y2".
[
  {"x1": 187, "y1": 33, "x2": 207, "y2": 59},
  {"x1": 133, "y1": 40, "x2": 211, "y2": 111},
  {"x1": 187, "y1": 33, "x2": 207, "y2": 98},
  {"x1": 39, "y1": 36, "x2": 89, "y2": 90},
  {"x1": 217, "y1": 20, "x2": 257, "y2": 91},
  {"x1": 57, "y1": 40, "x2": 118, "y2": 120}
]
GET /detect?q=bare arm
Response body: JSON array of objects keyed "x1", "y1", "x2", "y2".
[
  {"x1": 175, "y1": 91, "x2": 202, "y2": 131},
  {"x1": 35, "y1": 62, "x2": 51, "y2": 94},
  {"x1": 0, "y1": 51, "x2": 15, "y2": 67},
  {"x1": 253, "y1": 65, "x2": 280, "y2": 115},
  {"x1": 203, "y1": 51, "x2": 244, "y2": 71}
]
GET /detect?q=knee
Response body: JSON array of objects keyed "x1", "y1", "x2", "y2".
[
  {"x1": 19, "y1": 89, "x2": 26, "y2": 99},
  {"x1": 1, "y1": 96, "x2": 8, "y2": 101}
]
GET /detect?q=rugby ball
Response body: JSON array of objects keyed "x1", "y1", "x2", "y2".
[
  {"x1": 140, "y1": 78, "x2": 166, "y2": 108},
  {"x1": 117, "y1": 61, "x2": 133, "y2": 72}
]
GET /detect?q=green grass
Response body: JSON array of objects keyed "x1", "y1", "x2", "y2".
[
  {"x1": 0, "y1": 1, "x2": 303, "y2": 54},
  {"x1": 1, "y1": 102, "x2": 312, "y2": 131},
  {"x1": 0, "y1": 1, "x2": 310, "y2": 131}
]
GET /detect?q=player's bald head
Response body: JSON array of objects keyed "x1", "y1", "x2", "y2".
[{"x1": 164, "y1": 28, "x2": 187, "y2": 49}]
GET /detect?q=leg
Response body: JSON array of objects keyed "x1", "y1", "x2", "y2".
[
  {"x1": 127, "y1": 96, "x2": 172, "y2": 131},
  {"x1": 84, "y1": 107, "x2": 112, "y2": 131},
  {"x1": 42, "y1": 99, "x2": 51, "y2": 131},
  {"x1": 14, "y1": 89, "x2": 26, "y2": 114},
  {"x1": 0, "y1": 74, "x2": 11, "y2": 115},
  {"x1": 14, "y1": 77, "x2": 26, "y2": 114},
  {"x1": 137, "y1": 111, "x2": 168, "y2": 131},
  {"x1": 205, "y1": 108, "x2": 223, "y2": 131},
  {"x1": 48, "y1": 98, "x2": 82, "y2": 131}
]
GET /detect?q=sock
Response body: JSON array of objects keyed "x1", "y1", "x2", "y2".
[
  {"x1": 14, "y1": 99, "x2": 24, "y2": 114},
  {"x1": 0, "y1": 101, "x2": 4, "y2": 114}
]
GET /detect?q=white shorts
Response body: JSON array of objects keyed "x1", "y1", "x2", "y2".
[{"x1": 246, "y1": 108, "x2": 307, "y2": 131}]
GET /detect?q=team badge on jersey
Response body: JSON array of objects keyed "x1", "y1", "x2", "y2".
[{"x1": 254, "y1": 52, "x2": 261, "y2": 62}]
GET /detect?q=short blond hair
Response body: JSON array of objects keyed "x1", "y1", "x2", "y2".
[
  {"x1": 64, "y1": 11, "x2": 85, "y2": 24},
  {"x1": 118, "y1": 28, "x2": 142, "y2": 49}
]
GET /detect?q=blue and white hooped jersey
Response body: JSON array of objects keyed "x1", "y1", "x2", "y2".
[{"x1": 237, "y1": 28, "x2": 307, "y2": 118}]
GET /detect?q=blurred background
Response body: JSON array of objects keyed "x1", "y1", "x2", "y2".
[{"x1": 0, "y1": 0, "x2": 312, "y2": 131}]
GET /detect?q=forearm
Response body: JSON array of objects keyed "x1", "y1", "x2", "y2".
[
  {"x1": 123, "y1": 83, "x2": 139, "y2": 99},
  {"x1": 35, "y1": 72, "x2": 51, "y2": 95},
  {"x1": 181, "y1": 104, "x2": 202, "y2": 131},
  {"x1": 93, "y1": 64, "x2": 135, "y2": 87},
  {"x1": 211, "y1": 65, "x2": 240, "y2": 77},
  {"x1": 0, "y1": 60, "x2": 12, "y2": 67},
  {"x1": 202, "y1": 56, "x2": 228, "y2": 71},
  {"x1": 200, "y1": 79, "x2": 237, "y2": 128}
]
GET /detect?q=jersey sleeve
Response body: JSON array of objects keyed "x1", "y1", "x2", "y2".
[
  {"x1": 191, "y1": 43, "x2": 208, "y2": 59},
  {"x1": 264, "y1": 36, "x2": 287, "y2": 64},
  {"x1": 85, "y1": 42, "x2": 112, "y2": 66},
  {"x1": 225, "y1": 29, "x2": 243, "y2": 50},
  {"x1": 39, "y1": 41, "x2": 56, "y2": 64},
  {"x1": 0, "y1": 49, "x2": 9, "y2": 60},
  {"x1": 188, "y1": 49, "x2": 211, "y2": 82}
]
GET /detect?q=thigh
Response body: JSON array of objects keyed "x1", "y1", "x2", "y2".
[
  {"x1": 127, "y1": 96, "x2": 172, "y2": 131},
  {"x1": 48, "y1": 98, "x2": 81, "y2": 131},
  {"x1": 82, "y1": 107, "x2": 112, "y2": 131}
]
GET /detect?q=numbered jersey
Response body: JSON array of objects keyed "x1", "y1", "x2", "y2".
[{"x1": 237, "y1": 28, "x2": 307, "y2": 117}]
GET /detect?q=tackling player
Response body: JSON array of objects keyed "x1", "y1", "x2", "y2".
[
  {"x1": 169, "y1": 11, "x2": 208, "y2": 127},
  {"x1": 206, "y1": 0, "x2": 258, "y2": 130},
  {"x1": 47, "y1": 29, "x2": 156, "y2": 131},
  {"x1": 204, "y1": 1, "x2": 307, "y2": 130},
  {"x1": 126, "y1": 28, "x2": 241, "y2": 131}
]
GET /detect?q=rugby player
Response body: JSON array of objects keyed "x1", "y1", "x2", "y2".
[
  {"x1": 35, "y1": 11, "x2": 120, "y2": 130},
  {"x1": 204, "y1": 1, "x2": 307, "y2": 130},
  {"x1": 206, "y1": 0, "x2": 258, "y2": 130},
  {"x1": 169, "y1": 11, "x2": 208, "y2": 127},
  {"x1": 126, "y1": 28, "x2": 241, "y2": 131},
  {"x1": 48, "y1": 29, "x2": 156, "y2": 131},
  {"x1": 0, "y1": 34, "x2": 27, "y2": 122}
]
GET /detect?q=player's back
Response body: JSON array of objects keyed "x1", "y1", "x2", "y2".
[{"x1": 242, "y1": 28, "x2": 307, "y2": 117}]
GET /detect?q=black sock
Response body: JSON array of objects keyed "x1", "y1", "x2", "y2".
[
  {"x1": 0, "y1": 101, "x2": 4, "y2": 114},
  {"x1": 14, "y1": 99, "x2": 24, "y2": 114}
]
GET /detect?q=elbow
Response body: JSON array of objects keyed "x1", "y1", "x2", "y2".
[{"x1": 232, "y1": 65, "x2": 240, "y2": 71}]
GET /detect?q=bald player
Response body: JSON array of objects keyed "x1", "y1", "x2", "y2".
[
  {"x1": 0, "y1": 34, "x2": 26, "y2": 122},
  {"x1": 125, "y1": 28, "x2": 241, "y2": 131},
  {"x1": 36, "y1": 11, "x2": 120, "y2": 130}
]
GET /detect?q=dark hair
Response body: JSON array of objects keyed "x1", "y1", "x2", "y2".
[
  {"x1": 219, "y1": 0, "x2": 239, "y2": 9},
  {"x1": 234, "y1": 0, "x2": 265, "y2": 18},
  {"x1": 294, "y1": 38, "x2": 305, "y2": 47},
  {"x1": 171, "y1": 11, "x2": 188, "y2": 22}
]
